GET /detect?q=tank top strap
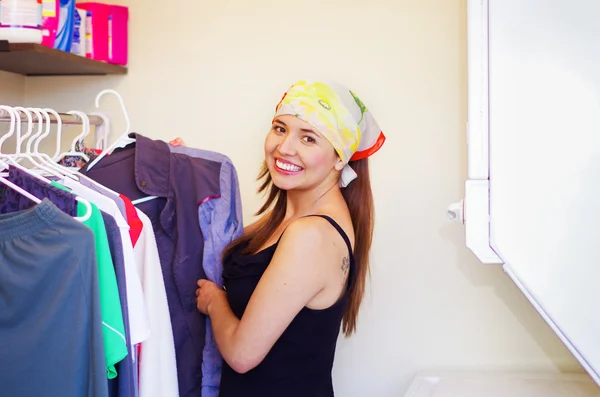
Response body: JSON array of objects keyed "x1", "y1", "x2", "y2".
[
  {"x1": 272, "y1": 214, "x2": 355, "y2": 293},
  {"x1": 275, "y1": 214, "x2": 354, "y2": 257},
  {"x1": 304, "y1": 215, "x2": 353, "y2": 255},
  {"x1": 306, "y1": 214, "x2": 356, "y2": 292}
]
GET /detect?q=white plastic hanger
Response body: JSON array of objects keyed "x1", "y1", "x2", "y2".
[
  {"x1": 12, "y1": 107, "x2": 48, "y2": 171},
  {"x1": 25, "y1": 108, "x2": 45, "y2": 153},
  {"x1": 33, "y1": 108, "x2": 62, "y2": 161},
  {"x1": 0, "y1": 107, "x2": 61, "y2": 183},
  {"x1": 6, "y1": 106, "x2": 32, "y2": 164},
  {"x1": 0, "y1": 105, "x2": 16, "y2": 153},
  {"x1": 26, "y1": 108, "x2": 74, "y2": 180},
  {"x1": 88, "y1": 112, "x2": 111, "y2": 150},
  {"x1": 0, "y1": 107, "x2": 93, "y2": 222},
  {"x1": 131, "y1": 195, "x2": 160, "y2": 205},
  {"x1": 19, "y1": 108, "x2": 60, "y2": 175},
  {"x1": 70, "y1": 107, "x2": 121, "y2": 198},
  {"x1": 13, "y1": 107, "x2": 34, "y2": 156},
  {"x1": 28, "y1": 108, "x2": 78, "y2": 178},
  {"x1": 0, "y1": 105, "x2": 22, "y2": 172},
  {"x1": 10, "y1": 107, "x2": 46, "y2": 173},
  {"x1": 71, "y1": 110, "x2": 92, "y2": 144},
  {"x1": 24, "y1": 108, "x2": 50, "y2": 163},
  {"x1": 45, "y1": 108, "x2": 64, "y2": 161},
  {"x1": 56, "y1": 110, "x2": 91, "y2": 164},
  {"x1": 86, "y1": 89, "x2": 133, "y2": 171},
  {"x1": 0, "y1": 106, "x2": 32, "y2": 169},
  {"x1": 82, "y1": 90, "x2": 159, "y2": 205}
]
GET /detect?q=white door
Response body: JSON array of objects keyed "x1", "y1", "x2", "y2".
[{"x1": 449, "y1": 0, "x2": 600, "y2": 386}]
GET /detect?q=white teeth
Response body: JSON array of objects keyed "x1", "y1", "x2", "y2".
[{"x1": 276, "y1": 159, "x2": 302, "y2": 172}]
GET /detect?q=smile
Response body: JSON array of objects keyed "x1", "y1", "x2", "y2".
[{"x1": 275, "y1": 158, "x2": 304, "y2": 173}]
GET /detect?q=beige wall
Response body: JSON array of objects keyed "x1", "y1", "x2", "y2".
[
  {"x1": 0, "y1": 71, "x2": 26, "y2": 153},
  {"x1": 2, "y1": 0, "x2": 585, "y2": 395},
  {"x1": 0, "y1": 71, "x2": 25, "y2": 105}
]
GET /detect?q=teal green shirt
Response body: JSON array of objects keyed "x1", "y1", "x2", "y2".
[{"x1": 52, "y1": 181, "x2": 128, "y2": 379}]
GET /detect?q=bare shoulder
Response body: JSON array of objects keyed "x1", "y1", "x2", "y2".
[
  {"x1": 277, "y1": 215, "x2": 353, "y2": 260},
  {"x1": 284, "y1": 216, "x2": 335, "y2": 240},
  {"x1": 264, "y1": 214, "x2": 353, "y2": 310}
]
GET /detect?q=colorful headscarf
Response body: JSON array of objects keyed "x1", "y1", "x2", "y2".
[{"x1": 274, "y1": 79, "x2": 385, "y2": 187}]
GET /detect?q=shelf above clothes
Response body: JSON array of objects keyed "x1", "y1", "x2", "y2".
[{"x1": 0, "y1": 41, "x2": 127, "y2": 76}]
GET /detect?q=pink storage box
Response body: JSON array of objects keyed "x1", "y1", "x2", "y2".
[
  {"x1": 107, "y1": 5, "x2": 128, "y2": 65},
  {"x1": 76, "y1": 2, "x2": 109, "y2": 61}
]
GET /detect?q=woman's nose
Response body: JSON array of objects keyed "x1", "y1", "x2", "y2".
[{"x1": 278, "y1": 135, "x2": 297, "y2": 156}]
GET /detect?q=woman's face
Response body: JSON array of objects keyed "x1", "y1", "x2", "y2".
[{"x1": 264, "y1": 115, "x2": 343, "y2": 191}]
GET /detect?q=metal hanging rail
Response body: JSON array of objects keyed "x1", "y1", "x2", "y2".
[{"x1": 0, "y1": 108, "x2": 104, "y2": 126}]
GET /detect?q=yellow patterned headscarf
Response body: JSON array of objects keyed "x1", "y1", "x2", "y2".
[{"x1": 274, "y1": 79, "x2": 385, "y2": 187}]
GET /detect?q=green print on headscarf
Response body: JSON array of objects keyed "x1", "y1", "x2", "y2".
[{"x1": 350, "y1": 90, "x2": 366, "y2": 124}]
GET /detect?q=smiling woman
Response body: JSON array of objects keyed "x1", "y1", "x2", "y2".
[
  {"x1": 265, "y1": 115, "x2": 343, "y2": 191},
  {"x1": 176, "y1": 79, "x2": 385, "y2": 397}
]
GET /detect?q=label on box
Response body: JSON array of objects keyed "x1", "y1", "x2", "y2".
[
  {"x1": 42, "y1": 0, "x2": 55, "y2": 17},
  {"x1": 108, "y1": 15, "x2": 112, "y2": 59},
  {"x1": 85, "y1": 11, "x2": 93, "y2": 58}
]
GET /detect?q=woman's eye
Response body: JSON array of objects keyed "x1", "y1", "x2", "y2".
[
  {"x1": 303, "y1": 136, "x2": 316, "y2": 144},
  {"x1": 273, "y1": 126, "x2": 286, "y2": 134}
]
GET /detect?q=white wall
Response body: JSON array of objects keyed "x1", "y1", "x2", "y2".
[{"x1": 19, "y1": 0, "x2": 587, "y2": 395}]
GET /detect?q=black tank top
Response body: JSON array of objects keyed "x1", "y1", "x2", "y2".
[{"x1": 219, "y1": 215, "x2": 355, "y2": 397}]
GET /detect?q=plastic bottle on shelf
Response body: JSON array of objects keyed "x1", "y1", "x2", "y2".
[
  {"x1": 0, "y1": 0, "x2": 43, "y2": 44},
  {"x1": 70, "y1": 7, "x2": 86, "y2": 56},
  {"x1": 54, "y1": 0, "x2": 76, "y2": 52}
]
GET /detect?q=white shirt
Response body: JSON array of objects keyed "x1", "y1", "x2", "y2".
[
  {"x1": 134, "y1": 209, "x2": 179, "y2": 397},
  {"x1": 61, "y1": 177, "x2": 151, "y2": 347}
]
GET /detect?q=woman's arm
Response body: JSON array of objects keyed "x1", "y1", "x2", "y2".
[{"x1": 196, "y1": 216, "x2": 340, "y2": 373}]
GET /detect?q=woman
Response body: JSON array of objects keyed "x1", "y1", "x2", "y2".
[{"x1": 172, "y1": 79, "x2": 385, "y2": 396}]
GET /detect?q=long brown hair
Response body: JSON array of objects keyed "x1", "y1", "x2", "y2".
[{"x1": 222, "y1": 159, "x2": 374, "y2": 336}]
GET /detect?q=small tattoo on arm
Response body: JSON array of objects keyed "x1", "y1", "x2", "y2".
[{"x1": 341, "y1": 256, "x2": 350, "y2": 285}]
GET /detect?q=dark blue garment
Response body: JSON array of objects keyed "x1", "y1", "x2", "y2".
[
  {"x1": 0, "y1": 165, "x2": 77, "y2": 216},
  {"x1": 81, "y1": 133, "x2": 222, "y2": 397},
  {"x1": 102, "y1": 212, "x2": 137, "y2": 397},
  {"x1": 0, "y1": 199, "x2": 108, "y2": 397},
  {"x1": 220, "y1": 215, "x2": 355, "y2": 397},
  {"x1": 169, "y1": 145, "x2": 244, "y2": 397}
]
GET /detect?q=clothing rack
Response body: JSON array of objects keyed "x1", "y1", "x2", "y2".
[{"x1": 0, "y1": 109, "x2": 104, "y2": 126}]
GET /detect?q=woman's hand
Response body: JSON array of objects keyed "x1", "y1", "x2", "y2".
[
  {"x1": 196, "y1": 279, "x2": 226, "y2": 315},
  {"x1": 169, "y1": 137, "x2": 186, "y2": 147}
]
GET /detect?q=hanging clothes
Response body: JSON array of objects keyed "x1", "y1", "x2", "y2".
[
  {"x1": 0, "y1": 166, "x2": 77, "y2": 216},
  {"x1": 120, "y1": 194, "x2": 143, "y2": 247},
  {"x1": 64, "y1": 166, "x2": 178, "y2": 397},
  {"x1": 77, "y1": 174, "x2": 129, "y2": 224},
  {"x1": 134, "y1": 208, "x2": 179, "y2": 397},
  {"x1": 102, "y1": 212, "x2": 138, "y2": 397},
  {"x1": 52, "y1": 180, "x2": 128, "y2": 379},
  {"x1": 57, "y1": 140, "x2": 102, "y2": 168},
  {"x1": 61, "y1": 176, "x2": 151, "y2": 348},
  {"x1": 80, "y1": 133, "x2": 223, "y2": 397},
  {"x1": 0, "y1": 199, "x2": 109, "y2": 397},
  {"x1": 170, "y1": 145, "x2": 244, "y2": 397},
  {"x1": 0, "y1": 103, "x2": 248, "y2": 397},
  {"x1": 58, "y1": 175, "x2": 152, "y2": 397}
]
